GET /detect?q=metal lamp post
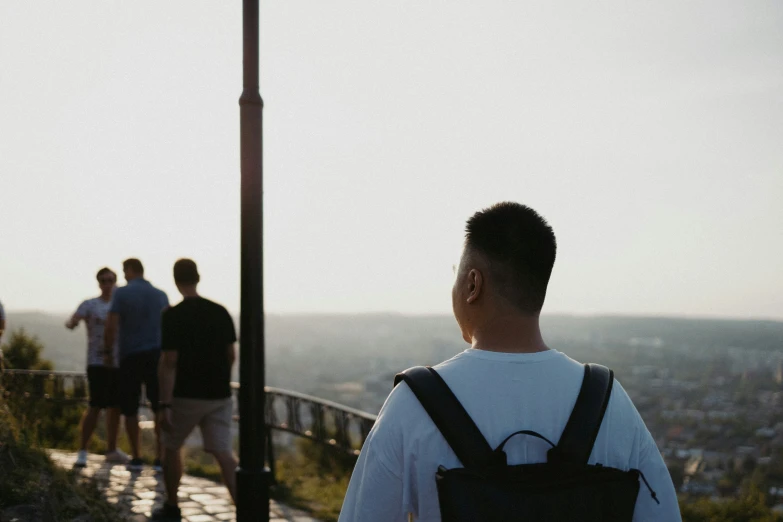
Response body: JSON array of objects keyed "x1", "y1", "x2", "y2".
[{"x1": 236, "y1": 0, "x2": 270, "y2": 520}]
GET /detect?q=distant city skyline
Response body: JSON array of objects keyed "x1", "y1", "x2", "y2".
[{"x1": 1, "y1": 1, "x2": 781, "y2": 320}]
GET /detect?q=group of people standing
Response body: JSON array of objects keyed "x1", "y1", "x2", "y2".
[{"x1": 67, "y1": 258, "x2": 237, "y2": 522}]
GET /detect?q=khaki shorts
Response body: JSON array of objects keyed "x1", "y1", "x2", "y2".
[{"x1": 162, "y1": 397, "x2": 233, "y2": 452}]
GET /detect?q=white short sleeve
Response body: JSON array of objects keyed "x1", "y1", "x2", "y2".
[{"x1": 75, "y1": 300, "x2": 91, "y2": 318}]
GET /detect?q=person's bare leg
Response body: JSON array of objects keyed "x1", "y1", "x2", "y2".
[
  {"x1": 163, "y1": 446, "x2": 183, "y2": 506},
  {"x1": 211, "y1": 450, "x2": 238, "y2": 504},
  {"x1": 106, "y1": 408, "x2": 120, "y2": 452},
  {"x1": 125, "y1": 415, "x2": 141, "y2": 459},
  {"x1": 79, "y1": 407, "x2": 102, "y2": 451}
]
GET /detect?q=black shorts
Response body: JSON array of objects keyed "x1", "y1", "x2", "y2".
[
  {"x1": 118, "y1": 350, "x2": 161, "y2": 417},
  {"x1": 87, "y1": 365, "x2": 120, "y2": 409}
]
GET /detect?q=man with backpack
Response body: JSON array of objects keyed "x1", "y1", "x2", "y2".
[{"x1": 338, "y1": 202, "x2": 680, "y2": 521}]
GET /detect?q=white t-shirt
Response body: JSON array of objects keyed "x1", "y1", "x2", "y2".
[
  {"x1": 75, "y1": 297, "x2": 118, "y2": 367},
  {"x1": 339, "y1": 348, "x2": 681, "y2": 522}
]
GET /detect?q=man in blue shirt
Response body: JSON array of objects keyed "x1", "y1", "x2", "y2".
[{"x1": 105, "y1": 258, "x2": 169, "y2": 471}]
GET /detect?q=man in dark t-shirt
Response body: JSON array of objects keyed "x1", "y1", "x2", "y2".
[{"x1": 152, "y1": 259, "x2": 237, "y2": 522}]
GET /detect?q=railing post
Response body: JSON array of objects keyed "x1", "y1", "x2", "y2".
[
  {"x1": 53, "y1": 374, "x2": 65, "y2": 399},
  {"x1": 74, "y1": 375, "x2": 87, "y2": 400},
  {"x1": 267, "y1": 427, "x2": 276, "y2": 485},
  {"x1": 335, "y1": 411, "x2": 349, "y2": 449},
  {"x1": 313, "y1": 402, "x2": 326, "y2": 443},
  {"x1": 34, "y1": 373, "x2": 45, "y2": 399},
  {"x1": 236, "y1": 0, "x2": 270, "y2": 520}
]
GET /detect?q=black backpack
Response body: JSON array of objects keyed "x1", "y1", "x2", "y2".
[{"x1": 394, "y1": 363, "x2": 658, "y2": 521}]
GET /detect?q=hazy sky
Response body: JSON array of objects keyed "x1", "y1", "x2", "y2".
[{"x1": 1, "y1": 1, "x2": 781, "y2": 319}]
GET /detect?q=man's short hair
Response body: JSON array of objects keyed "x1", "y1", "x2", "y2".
[
  {"x1": 123, "y1": 258, "x2": 144, "y2": 275},
  {"x1": 173, "y1": 258, "x2": 200, "y2": 285},
  {"x1": 465, "y1": 202, "x2": 557, "y2": 315},
  {"x1": 96, "y1": 267, "x2": 116, "y2": 281}
]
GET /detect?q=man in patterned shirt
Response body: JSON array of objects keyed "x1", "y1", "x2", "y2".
[{"x1": 66, "y1": 267, "x2": 127, "y2": 467}]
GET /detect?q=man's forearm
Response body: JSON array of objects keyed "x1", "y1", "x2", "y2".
[
  {"x1": 158, "y1": 362, "x2": 176, "y2": 404},
  {"x1": 227, "y1": 344, "x2": 236, "y2": 368},
  {"x1": 66, "y1": 314, "x2": 81, "y2": 330}
]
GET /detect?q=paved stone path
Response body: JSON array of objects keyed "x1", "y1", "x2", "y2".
[{"x1": 49, "y1": 451, "x2": 320, "y2": 522}]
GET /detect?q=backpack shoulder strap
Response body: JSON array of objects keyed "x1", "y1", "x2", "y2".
[
  {"x1": 394, "y1": 366, "x2": 497, "y2": 469},
  {"x1": 549, "y1": 363, "x2": 614, "y2": 466}
]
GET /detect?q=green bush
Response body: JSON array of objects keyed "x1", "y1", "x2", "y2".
[
  {"x1": 1, "y1": 328, "x2": 92, "y2": 450},
  {"x1": 1, "y1": 328, "x2": 53, "y2": 371}
]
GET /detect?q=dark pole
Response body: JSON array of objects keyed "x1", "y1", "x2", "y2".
[{"x1": 237, "y1": 0, "x2": 269, "y2": 521}]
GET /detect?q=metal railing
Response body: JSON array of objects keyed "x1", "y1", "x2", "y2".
[{"x1": 0, "y1": 369, "x2": 377, "y2": 459}]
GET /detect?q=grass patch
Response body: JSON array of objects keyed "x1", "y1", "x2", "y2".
[
  {"x1": 271, "y1": 439, "x2": 354, "y2": 522},
  {"x1": 0, "y1": 404, "x2": 123, "y2": 521}
]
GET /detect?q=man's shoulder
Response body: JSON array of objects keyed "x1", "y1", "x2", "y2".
[
  {"x1": 141, "y1": 281, "x2": 166, "y2": 297},
  {"x1": 79, "y1": 296, "x2": 102, "y2": 311},
  {"x1": 112, "y1": 285, "x2": 132, "y2": 299},
  {"x1": 603, "y1": 377, "x2": 643, "y2": 420},
  {"x1": 109, "y1": 287, "x2": 130, "y2": 309},
  {"x1": 164, "y1": 300, "x2": 186, "y2": 318},
  {"x1": 166, "y1": 298, "x2": 228, "y2": 316},
  {"x1": 377, "y1": 377, "x2": 431, "y2": 425},
  {"x1": 198, "y1": 297, "x2": 231, "y2": 316},
  {"x1": 136, "y1": 282, "x2": 167, "y2": 305}
]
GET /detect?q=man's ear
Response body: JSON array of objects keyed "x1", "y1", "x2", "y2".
[{"x1": 466, "y1": 268, "x2": 483, "y2": 304}]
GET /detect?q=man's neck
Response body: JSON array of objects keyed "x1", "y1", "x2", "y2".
[
  {"x1": 100, "y1": 292, "x2": 112, "y2": 302},
  {"x1": 179, "y1": 286, "x2": 199, "y2": 298},
  {"x1": 470, "y1": 313, "x2": 549, "y2": 354}
]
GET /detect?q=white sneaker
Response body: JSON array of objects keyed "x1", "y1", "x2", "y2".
[
  {"x1": 74, "y1": 450, "x2": 88, "y2": 468},
  {"x1": 105, "y1": 449, "x2": 129, "y2": 463}
]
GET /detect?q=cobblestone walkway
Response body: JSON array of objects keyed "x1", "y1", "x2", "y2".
[{"x1": 49, "y1": 451, "x2": 320, "y2": 522}]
